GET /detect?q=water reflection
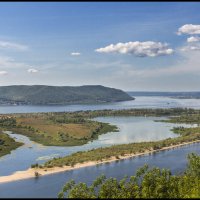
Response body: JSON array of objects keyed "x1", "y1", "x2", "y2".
[
  {"x1": 94, "y1": 116, "x2": 197, "y2": 144},
  {"x1": 0, "y1": 116, "x2": 196, "y2": 176}
]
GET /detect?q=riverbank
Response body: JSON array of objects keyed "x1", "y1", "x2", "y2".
[
  {"x1": 0, "y1": 108, "x2": 198, "y2": 148},
  {"x1": 0, "y1": 131, "x2": 23, "y2": 158},
  {"x1": 1, "y1": 139, "x2": 200, "y2": 184}
]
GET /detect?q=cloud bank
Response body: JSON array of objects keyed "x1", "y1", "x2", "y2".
[
  {"x1": 187, "y1": 36, "x2": 200, "y2": 43},
  {"x1": 177, "y1": 25, "x2": 200, "y2": 52},
  {"x1": 95, "y1": 41, "x2": 174, "y2": 57},
  {"x1": 27, "y1": 68, "x2": 38, "y2": 73},
  {"x1": 177, "y1": 24, "x2": 200, "y2": 35},
  {"x1": 71, "y1": 52, "x2": 81, "y2": 56}
]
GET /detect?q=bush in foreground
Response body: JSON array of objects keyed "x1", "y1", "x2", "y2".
[{"x1": 58, "y1": 153, "x2": 200, "y2": 198}]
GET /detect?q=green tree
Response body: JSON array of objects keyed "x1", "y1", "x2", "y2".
[{"x1": 58, "y1": 153, "x2": 200, "y2": 198}]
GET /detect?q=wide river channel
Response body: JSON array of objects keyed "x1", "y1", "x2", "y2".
[{"x1": 0, "y1": 96, "x2": 200, "y2": 197}]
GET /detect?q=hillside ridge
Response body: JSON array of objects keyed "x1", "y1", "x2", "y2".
[{"x1": 0, "y1": 85, "x2": 134, "y2": 105}]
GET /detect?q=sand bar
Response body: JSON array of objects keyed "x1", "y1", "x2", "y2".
[{"x1": 0, "y1": 139, "x2": 200, "y2": 184}]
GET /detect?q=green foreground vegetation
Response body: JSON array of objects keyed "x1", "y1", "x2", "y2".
[
  {"x1": 0, "y1": 130, "x2": 23, "y2": 157},
  {"x1": 58, "y1": 153, "x2": 200, "y2": 198}
]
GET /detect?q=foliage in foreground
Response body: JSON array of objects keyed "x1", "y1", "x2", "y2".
[{"x1": 58, "y1": 153, "x2": 200, "y2": 198}]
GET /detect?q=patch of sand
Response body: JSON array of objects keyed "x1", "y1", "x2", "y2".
[{"x1": 0, "y1": 139, "x2": 200, "y2": 184}]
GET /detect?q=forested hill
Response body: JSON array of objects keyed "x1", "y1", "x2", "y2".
[{"x1": 0, "y1": 85, "x2": 134, "y2": 105}]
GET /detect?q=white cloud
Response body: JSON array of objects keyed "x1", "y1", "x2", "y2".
[
  {"x1": 71, "y1": 52, "x2": 81, "y2": 56},
  {"x1": 178, "y1": 26, "x2": 200, "y2": 52},
  {"x1": 124, "y1": 50, "x2": 200, "y2": 78},
  {"x1": 0, "y1": 71, "x2": 8, "y2": 75},
  {"x1": 180, "y1": 39, "x2": 200, "y2": 52},
  {"x1": 27, "y1": 68, "x2": 38, "y2": 73},
  {"x1": 190, "y1": 46, "x2": 200, "y2": 50},
  {"x1": 177, "y1": 24, "x2": 200, "y2": 35},
  {"x1": 187, "y1": 36, "x2": 200, "y2": 43},
  {"x1": 181, "y1": 45, "x2": 200, "y2": 52},
  {"x1": 97, "y1": 49, "x2": 200, "y2": 91},
  {"x1": 0, "y1": 41, "x2": 28, "y2": 51},
  {"x1": 95, "y1": 41, "x2": 174, "y2": 57}
]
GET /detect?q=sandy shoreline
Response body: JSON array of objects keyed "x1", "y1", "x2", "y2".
[{"x1": 0, "y1": 139, "x2": 200, "y2": 184}]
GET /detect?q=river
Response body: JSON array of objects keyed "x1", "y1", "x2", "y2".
[
  {"x1": 0, "y1": 143, "x2": 200, "y2": 198},
  {"x1": 1, "y1": 96, "x2": 200, "y2": 114},
  {"x1": 2, "y1": 116, "x2": 196, "y2": 176},
  {"x1": 0, "y1": 96, "x2": 200, "y2": 197}
]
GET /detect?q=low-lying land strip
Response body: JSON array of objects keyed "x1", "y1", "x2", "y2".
[
  {"x1": 0, "y1": 108, "x2": 191, "y2": 148},
  {"x1": 0, "y1": 130, "x2": 23, "y2": 157},
  {"x1": 0, "y1": 138, "x2": 200, "y2": 184},
  {"x1": 0, "y1": 107, "x2": 200, "y2": 154},
  {"x1": 0, "y1": 113, "x2": 118, "y2": 147},
  {"x1": 37, "y1": 130, "x2": 200, "y2": 168},
  {"x1": 1, "y1": 108, "x2": 200, "y2": 182}
]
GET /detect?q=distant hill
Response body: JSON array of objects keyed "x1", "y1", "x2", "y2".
[{"x1": 0, "y1": 85, "x2": 134, "y2": 105}]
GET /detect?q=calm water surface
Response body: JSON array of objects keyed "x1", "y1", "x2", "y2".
[
  {"x1": 1, "y1": 116, "x2": 195, "y2": 176},
  {"x1": 0, "y1": 96, "x2": 200, "y2": 198},
  {"x1": 1, "y1": 96, "x2": 200, "y2": 114},
  {"x1": 0, "y1": 143, "x2": 200, "y2": 198}
]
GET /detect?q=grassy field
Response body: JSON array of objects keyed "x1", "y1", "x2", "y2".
[
  {"x1": 30, "y1": 108, "x2": 200, "y2": 168},
  {"x1": 0, "y1": 131, "x2": 23, "y2": 157},
  {"x1": 1, "y1": 108, "x2": 200, "y2": 152},
  {"x1": 0, "y1": 113, "x2": 118, "y2": 146}
]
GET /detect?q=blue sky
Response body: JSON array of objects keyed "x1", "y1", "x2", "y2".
[{"x1": 0, "y1": 2, "x2": 200, "y2": 91}]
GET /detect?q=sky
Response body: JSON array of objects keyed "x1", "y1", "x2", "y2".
[{"x1": 0, "y1": 2, "x2": 200, "y2": 91}]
